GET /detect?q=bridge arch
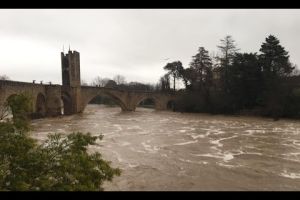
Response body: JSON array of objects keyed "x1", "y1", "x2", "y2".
[
  {"x1": 166, "y1": 99, "x2": 176, "y2": 111},
  {"x1": 135, "y1": 96, "x2": 158, "y2": 110},
  {"x1": 35, "y1": 93, "x2": 46, "y2": 117},
  {"x1": 1, "y1": 94, "x2": 18, "y2": 119},
  {"x1": 82, "y1": 91, "x2": 128, "y2": 112}
]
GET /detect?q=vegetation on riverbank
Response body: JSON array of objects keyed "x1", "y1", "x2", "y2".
[
  {"x1": 159, "y1": 35, "x2": 300, "y2": 119},
  {"x1": 0, "y1": 94, "x2": 120, "y2": 191}
]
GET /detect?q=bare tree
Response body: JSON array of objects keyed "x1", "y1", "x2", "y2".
[
  {"x1": 91, "y1": 76, "x2": 110, "y2": 87},
  {"x1": 216, "y1": 35, "x2": 239, "y2": 92},
  {"x1": 216, "y1": 35, "x2": 239, "y2": 68},
  {"x1": 157, "y1": 74, "x2": 171, "y2": 92},
  {"x1": 0, "y1": 75, "x2": 10, "y2": 80},
  {"x1": 113, "y1": 75, "x2": 126, "y2": 85}
]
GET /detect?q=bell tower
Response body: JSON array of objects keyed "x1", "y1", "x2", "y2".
[
  {"x1": 61, "y1": 50, "x2": 81, "y2": 87},
  {"x1": 61, "y1": 50, "x2": 82, "y2": 114}
]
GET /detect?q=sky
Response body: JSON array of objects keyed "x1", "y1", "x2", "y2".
[{"x1": 0, "y1": 9, "x2": 300, "y2": 85}]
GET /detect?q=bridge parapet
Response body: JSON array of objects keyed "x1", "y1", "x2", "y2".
[
  {"x1": 80, "y1": 85, "x2": 177, "y2": 95},
  {"x1": 0, "y1": 80, "x2": 59, "y2": 88}
]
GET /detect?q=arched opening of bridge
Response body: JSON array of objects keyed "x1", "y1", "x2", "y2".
[
  {"x1": 33, "y1": 93, "x2": 46, "y2": 118},
  {"x1": 136, "y1": 97, "x2": 156, "y2": 111},
  {"x1": 61, "y1": 93, "x2": 72, "y2": 115},
  {"x1": 167, "y1": 100, "x2": 175, "y2": 111},
  {"x1": 85, "y1": 93, "x2": 125, "y2": 113},
  {"x1": 0, "y1": 94, "x2": 16, "y2": 121}
]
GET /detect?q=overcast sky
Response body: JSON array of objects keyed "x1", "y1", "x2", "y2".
[{"x1": 0, "y1": 9, "x2": 300, "y2": 85}]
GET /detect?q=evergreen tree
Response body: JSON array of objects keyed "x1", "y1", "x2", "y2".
[
  {"x1": 259, "y1": 35, "x2": 295, "y2": 119},
  {"x1": 180, "y1": 68, "x2": 195, "y2": 90},
  {"x1": 259, "y1": 35, "x2": 294, "y2": 78},
  {"x1": 189, "y1": 47, "x2": 213, "y2": 91},
  {"x1": 229, "y1": 53, "x2": 263, "y2": 109}
]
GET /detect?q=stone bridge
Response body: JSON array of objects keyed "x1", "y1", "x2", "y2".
[
  {"x1": 80, "y1": 86, "x2": 176, "y2": 112},
  {"x1": 0, "y1": 50, "x2": 178, "y2": 117},
  {"x1": 0, "y1": 80, "x2": 176, "y2": 117}
]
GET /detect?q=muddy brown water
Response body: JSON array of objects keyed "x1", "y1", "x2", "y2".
[{"x1": 30, "y1": 104, "x2": 300, "y2": 191}]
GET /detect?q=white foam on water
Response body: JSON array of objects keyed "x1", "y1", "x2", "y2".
[
  {"x1": 127, "y1": 125, "x2": 142, "y2": 130},
  {"x1": 244, "y1": 130, "x2": 256, "y2": 135},
  {"x1": 179, "y1": 130, "x2": 187, "y2": 133},
  {"x1": 213, "y1": 130, "x2": 226, "y2": 135},
  {"x1": 292, "y1": 140, "x2": 300, "y2": 146},
  {"x1": 210, "y1": 146, "x2": 219, "y2": 151},
  {"x1": 193, "y1": 153, "x2": 222, "y2": 159},
  {"x1": 141, "y1": 142, "x2": 159, "y2": 153},
  {"x1": 178, "y1": 158, "x2": 208, "y2": 165},
  {"x1": 272, "y1": 127, "x2": 286, "y2": 133},
  {"x1": 119, "y1": 141, "x2": 131, "y2": 146},
  {"x1": 244, "y1": 152, "x2": 263, "y2": 156},
  {"x1": 284, "y1": 152, "x2": 300, "y2": 156},
  {"x1": 113, "y1": 124, "x2": 123, "y2": 131},
  {"x1": 159, "y1": 119, "x2": 169, "y2": 122},
  {"x1": 128, "y1": 163, "x2": 139, "y2": 168},
  {"x1": 223, "y1": 153, "x2": 234, "y2": 162},
  {"x1": 244, "y1": 129, "x2": 266, "y2": 135},
  {"x1": 209, "y1": 135, "x2": 238, "y2": 149},
  {"x1": 217, "y1": 162, "x2": 239, "y2": 168},
  {"x1": 280, "y1": 170, "x2": 300, "y2": 179},
  {"x1": 210, "y1": 139, "x2": 223, "y2": 147},
  {"x1": 192, "y1": 152, "x2": 234, "y2": 162},
  {"x1": 204, "y1": 130, "x2": 213, "y2": 136},
  {"x1": 174, "y1": 140, "x2": 198, "y2": 146},
  {"x1": 130, "y1": 147, "x2": 147, "y2": 153},
  {"x1": 153, "y1": 146, "x2": 160, "y2": 151},
  {"x1": 112, "y1": 151, "x2": 123, "y2": 162},
  {"x1": 190, "y1": 134, "x2": 206, "y2": 139}
]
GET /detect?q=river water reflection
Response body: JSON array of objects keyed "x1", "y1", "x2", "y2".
[{"x1": 30, "y1": 105, "x2": 300, "y2": 190}]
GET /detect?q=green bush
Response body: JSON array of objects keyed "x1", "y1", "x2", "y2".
[{"x1": 0, "y1": 94, "x2": 121, "y2": 191}]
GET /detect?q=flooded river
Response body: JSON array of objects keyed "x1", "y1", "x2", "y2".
[{"x1": 30, "y1": 104, "x2": 300, "y2": 190}]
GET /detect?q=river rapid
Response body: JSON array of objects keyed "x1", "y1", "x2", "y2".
[{"x1": 30, "y1": 104, "x2": 300, "y2": 191}]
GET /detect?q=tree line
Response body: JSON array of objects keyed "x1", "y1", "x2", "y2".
[
  {"x1": 82, "y1": 74, "x2": 158, "y2": 92},
  {"x1": 159, "y1": 35, "x2": 300, "y2": 119}
]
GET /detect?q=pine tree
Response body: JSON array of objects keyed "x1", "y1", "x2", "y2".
[
  {"x1": 259, "y1": 35, "x2": 294, "y2": 78},
  {"x1": 189, "y1": 47, "x2": 213, "y2": 91},
  {"x1": 259, "y1": 35, "x2": 295, "y2": 119}
]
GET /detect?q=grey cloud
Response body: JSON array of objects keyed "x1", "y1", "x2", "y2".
[{"x1": 0, "y1": 9, "x2": 300, "y2": 84}]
